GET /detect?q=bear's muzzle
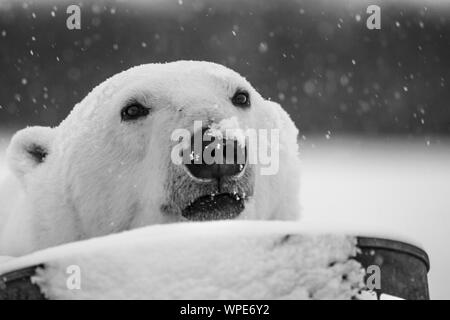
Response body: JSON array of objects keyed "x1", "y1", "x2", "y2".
[{"x1": 183, "y1": 126, "x2": 247, "y2": 182}]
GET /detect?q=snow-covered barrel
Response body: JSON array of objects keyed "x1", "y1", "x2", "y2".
[{"x1": 0, "y1": 221, "x2": 429, "y2": 300}]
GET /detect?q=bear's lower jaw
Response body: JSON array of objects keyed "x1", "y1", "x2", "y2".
[{"x1": 181, "y1": 193, "x2": 245, "y2": 221}]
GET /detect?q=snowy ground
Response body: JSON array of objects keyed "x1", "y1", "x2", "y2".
[
  {"x1": 300, "y1": 136, "x2": 450, "y2": 300},
  {"x1": 0, "y1": 133, "x2": 449, "y2": 299}
]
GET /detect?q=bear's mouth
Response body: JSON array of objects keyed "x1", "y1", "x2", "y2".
[{"x1": 181, "y1": 193, "x2": 245, "y2": 221}]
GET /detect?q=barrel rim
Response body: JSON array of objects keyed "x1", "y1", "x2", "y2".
[
  {"x1": 357, "y1": 236, "x2": 430, "y2": 272},
  {"x1": 0, "y1": 265, "x2": 43, "y2": 285}
]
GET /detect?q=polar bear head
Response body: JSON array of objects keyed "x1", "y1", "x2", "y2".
[{"x1": 6, "y1": 61, "x2": 300, "y2": 251}]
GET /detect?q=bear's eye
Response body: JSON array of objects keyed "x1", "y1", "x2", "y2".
[
  {"x1": 231, "y1": 90, "x2": 250, "y2": 108},
  {"x1": 121, "y1": 103, "x2": 150, "y2": 121}
]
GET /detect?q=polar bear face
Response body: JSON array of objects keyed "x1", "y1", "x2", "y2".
[{"x1": 5, "y1": 61, "x2": 300, "y2": 252}]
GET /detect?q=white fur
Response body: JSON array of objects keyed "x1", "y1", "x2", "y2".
[{"x1": 0, "y1": 61, "x2": 301, "y2": 256}]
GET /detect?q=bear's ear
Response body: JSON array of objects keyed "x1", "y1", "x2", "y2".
[{"x1": 6, "y1": 126, "x2": 55, "y2": 180}]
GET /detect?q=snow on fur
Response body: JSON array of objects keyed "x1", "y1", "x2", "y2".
[
  {"x1": 0, "y1": 221, "x2": 365, "y2": 300},
  {"x1": 0, "y1": 61, "x2": 301, "y2": 256},
  {"x1": 207, "y1": 116, "x2": 247, "y2": 148}
]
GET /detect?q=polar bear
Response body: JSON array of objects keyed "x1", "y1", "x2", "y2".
[{"x1": 0, "y1": 61, "x2": 300, "y2": 256}]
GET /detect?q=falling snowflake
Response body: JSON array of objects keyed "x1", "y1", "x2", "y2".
[{"x1": 258, "y1": 42, "x2": 268, "y2": 53}]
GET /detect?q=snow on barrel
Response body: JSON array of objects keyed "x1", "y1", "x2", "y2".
[{"x1": 0, "y1": 221, "x2": 365, "y2": 300}]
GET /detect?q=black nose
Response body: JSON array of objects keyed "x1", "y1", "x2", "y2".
[{"x1": 184, "y1": 127, "x2": 247, "y2": 180}]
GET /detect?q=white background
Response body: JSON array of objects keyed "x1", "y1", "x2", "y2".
[{"x1": 300, "y1": 136, "x2": 450, "y2": 299}]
